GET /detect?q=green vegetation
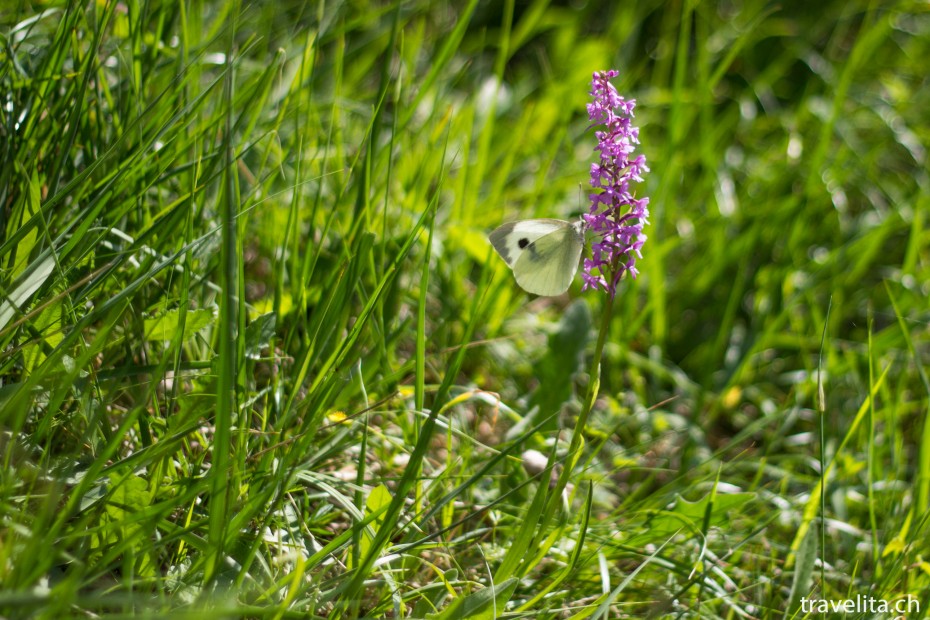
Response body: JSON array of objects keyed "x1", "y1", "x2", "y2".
[{"x1": 1, "y1": 0, "x2": 928, "y2": 617}]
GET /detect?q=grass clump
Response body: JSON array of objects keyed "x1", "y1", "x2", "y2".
[{"x1": 1, "y1": 0, "x2": 928, "y2": 617}]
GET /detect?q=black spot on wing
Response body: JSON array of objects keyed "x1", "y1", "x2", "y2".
[{"x1": 518, "y1": 238, "x2": 530, "y2": 249}]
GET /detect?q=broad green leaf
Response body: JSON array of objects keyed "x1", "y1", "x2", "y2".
[
  {"x1": 89, "y1": 473, "x2": 156, "y2": 578},
  {"x1": 640, "y1": 492, "x2": 755, "y2": 541},
  {"x1": 245, "y1": 311, "x2": 276, "y2": 359},
  {"x1": 355, "y1": 484, "x2": 393, "y2": 569},
  {"x1": 143, "y1": 308, "x2": 214, "y2": 342}
]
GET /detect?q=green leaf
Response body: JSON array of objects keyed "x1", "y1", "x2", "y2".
[
  {"x1": 143, "y1": 308, "x2": 214, "y2": 342},
  {"x1": 641, "y1": 492, "x2": 755, "y2": 541},
  {"x1": 355, "y1": 484, "x2": 393, "y2": 569},
  {"x1": 245, "y1": 311, "x2": 276, "y2": 359},
  {"x1": 428, "y1": 577, "x2": 518, "y2": 620},
  {"x1": 21, "y1": 301, "x2": 62, "y2": 373},
  {"x1": 366, "y1": 483, "x2": 393, "y2": 526},
  {"x1": 0, "y1": 252, "x2": 55, "y2": 333},
  {"x1": 89, "y1": 473, "x2": 156, "y2": 578}
]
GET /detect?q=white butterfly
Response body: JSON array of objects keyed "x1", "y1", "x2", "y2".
[{"x1": 488, "y1": 219, "x2": 586, "y2": 296}]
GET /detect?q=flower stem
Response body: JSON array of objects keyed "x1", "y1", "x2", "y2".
[{"x1": 545, "y1": 293, "x2": 615, "y2": 516}]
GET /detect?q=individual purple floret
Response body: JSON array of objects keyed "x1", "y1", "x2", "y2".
[{"x1": 583, "y1": 70, "x2": 650, "y2": 297}]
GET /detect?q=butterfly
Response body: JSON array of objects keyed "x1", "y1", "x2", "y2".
[{"x1": 488, "y1": 218, "x2": 586, "y2": 296}]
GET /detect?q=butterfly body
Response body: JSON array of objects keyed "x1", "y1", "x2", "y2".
[{"x1": 488, "y1": 218, "x2": 586, "y2": 296}]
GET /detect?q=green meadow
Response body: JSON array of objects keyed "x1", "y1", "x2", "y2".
[{"x1": 2, "y1": 0, "x2": 928, "y2": 617}]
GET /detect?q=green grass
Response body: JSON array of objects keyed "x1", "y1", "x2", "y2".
[{"x1": 1, "y1": 0, "x2": 929, "y2": 617}]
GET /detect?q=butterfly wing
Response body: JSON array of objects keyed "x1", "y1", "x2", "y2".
[
  {"x1": 488, "y1": 219, "x2": 571, "y2": 268},
  {"x1": 511, "y1": 223, "x2": 585, "y2": 296}
]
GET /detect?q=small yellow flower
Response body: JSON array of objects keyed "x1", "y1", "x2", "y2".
[
  {"x1": 326, "y1": 410, "x2": 348, "y2": 425},
  {"x1": 722, "y1": 386, "x2": 742, "y2": 409}
]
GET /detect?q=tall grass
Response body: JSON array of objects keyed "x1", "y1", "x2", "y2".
[{"x1": 1, "y1": 0, "x2": 928, "y2": 617}]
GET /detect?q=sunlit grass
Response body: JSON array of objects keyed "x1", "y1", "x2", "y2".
[{"x1": 1, "y1": 0, "x2": 928, "y2": 617}]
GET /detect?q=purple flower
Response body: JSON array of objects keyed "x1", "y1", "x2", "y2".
[{"x1": 583, "y1": 70, "x2": 650, "y2": 297}]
